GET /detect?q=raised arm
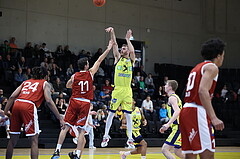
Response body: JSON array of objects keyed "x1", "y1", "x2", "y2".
[
  {"x1": 66, "y1": 74, "x2": 74, "y2": 88},
  {"x1": 4, "y1": 84, "x2": 22, "y2": 115},
  {"x1": 199, "y1": 64, "x2": 224, "y2": 131},
  {"x1": 89, "y1": 40, "x2": 113, "y2": 75},
  {"x1": 105, "y1": 27, "x2": 120, "y2": 63},
  {"x1": 44, "y1": 82, "x2": 65, "y2": 129},
  {"x1": 125, "y1": 29, "x2": 135, "y2": 63}
]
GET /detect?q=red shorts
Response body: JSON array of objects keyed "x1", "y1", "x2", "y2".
[
  {"x1": 64, "y1": 98, "x2": 90, "y2": 129},
  {"x1": 10, "y1": 99, "x2": 40, "y2": 136},
  {"x1": 180, "y1": 103, "x2": 215, "y2": 154}
]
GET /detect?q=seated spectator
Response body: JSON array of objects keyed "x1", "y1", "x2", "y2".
[
  {"x1": 66, "y1": 64, "x2": 74, "y2": 80},
  {"x1": 25, "y1": 68, "x2": 33, "y2": 79},
  {"x1": 17, "y1": 56, "x2": 28, "y2": 72},
  {"x1": 221, "y1": 84, "x2": 228, "y2": 102},
  {"x1": 99, "y1": 89, "x2": 111, "y2": 105},
  {"x1": 14, "y1": 68, "x2": 27, "y2": 87},
  {"x1": 102, "y1": 79, "x2": 113, "y2": 93},
  {"x1": 145, "y1": 73, "x2": 155, "y2": 96},
  {"x1": 23, "y1": 42, "x2": 34, "y2": 67},
  {"x1": 141, "y1": 95, "x2": 157, "y2": 121},
  {"x1": 91, "y1": 85, "x2": 104, "y2": 110},
  {"x1": 56, "y1": 98, "x2": 67, "y2": 115},
  {"x1": 139, "y1": 76, "x2": 148, "y2": 98},
  {"x1": 134, "y1": 72, "x2": 141, "y2": 84},
  {"x1": 40, "y1": 57, "x2": 49, "y2": 70},
  {"x1": 50, "y1": 64, "x2": 63, "y2": 81},
  {"x1": 52, "y1": 77, "x2": 66, "y2": 94},
  {"x1": 1, "y1": 40, "x2": 10, "y2": 55},
  {"x1": 159, "y1": 104, "x2": 169, "y2": 125},
  {"x1": 0, "y1": 97, "x2": 10, "y2": 139}
]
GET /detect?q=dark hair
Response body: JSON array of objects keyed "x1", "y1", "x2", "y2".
[
  {"x1": 122, "y1": 44, "x2": 128, "y2": 47},
  {"x1": 78, "y1": 57, "x2": 88, "y2": 70},
  {"x1": 32, "y1": 67, "x2": 48, "y2": 79},
  {"x1": 201, "y1": 38, "x2": 226, "y2": 60}
]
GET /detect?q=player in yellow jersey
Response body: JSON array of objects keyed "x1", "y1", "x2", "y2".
[
  {"x1": 101, "y1": 27, "x2": 135, "y2": 148},
  {"x1": 120, "y1": 99, "x2": 147, "y2": 159},
  {"x1": 159, "y1": 80, "x2": 185, "y2": 159}
]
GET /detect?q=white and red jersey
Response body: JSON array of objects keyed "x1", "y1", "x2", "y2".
[
  {"x1": 17, "y1": 79, "x2": 47, "y2": 108},
  {"x1": 184, "y1": 61, "x2": 218, "y2": 106},
  {"x1": 71, "y1": 71, "x2": 93, "y2": 100}
]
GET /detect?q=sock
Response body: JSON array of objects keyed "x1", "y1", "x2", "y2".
[
  {"x1": 103, "y1": 112, "x2": 114, "y2": 137},
  {"x1": 124, "y1": 151, "x2": 131, "y2": 156},
  {"x1": 55, "y1": 144, "x2": 62, "y2": 152},
  {"x1": 76, "y1": 150, "x2": 81, "y2": 158},
  {"x1": 125, "y1": 113, "x2": 133, "y2": 139},
  {"x1": 141, "y1": 156, "x2": 146, "y2": 159}
]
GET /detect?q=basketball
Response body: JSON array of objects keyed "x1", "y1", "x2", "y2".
[{"x1": 93, "y1": 0, "x2": 106, "y2": 7}]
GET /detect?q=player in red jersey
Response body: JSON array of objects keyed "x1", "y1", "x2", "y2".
[
  {"x1": 51, "y1": 39, "x2": 113, "y2": 159},
  {"x1": 4, "y1": 67, "x2": 65, "y2": 159},
  {"x1": 180, "y1": 38, "x2": 225, "y2": 159}
]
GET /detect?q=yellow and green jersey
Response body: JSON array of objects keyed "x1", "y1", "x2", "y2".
[
  {"x1": 167, "y1": 93, "x2": 182, "y2": 126},
  {"x1": 131, "y1": 107, "x2": 142, "y2": 131},
  {"x1": 113, "y1": 57, "x2": 133, "y2": 87}
]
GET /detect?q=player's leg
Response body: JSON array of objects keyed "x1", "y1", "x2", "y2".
[
  {"x1": 174, "y1": 148, "x2": 185, "y2": 159},
  {"x1": 28, "y1": 134, "x2": 39, "y2": 159},
  {"x1": 162, "y1": 143, "x2": 176, "y2": 159},
  {"x1": 6, "y1": 134, "x2": 20, "y2": 159},
  {"x1": 101, "y1": 90, "x2": 121, "y2": 147},
  {"x1": 185, "y1": 153, "x2": 197, "y2": 159},
  {"x1": 122, "y1": 91, "x2": 134, "y2": 147},
  {"x1": 199, "y1": 149, "x2": 214, "y2": 159}
]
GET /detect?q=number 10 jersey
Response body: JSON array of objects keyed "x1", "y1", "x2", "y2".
[{"x1": 184, "y1": 61, "x2": 218, "y2": 106}]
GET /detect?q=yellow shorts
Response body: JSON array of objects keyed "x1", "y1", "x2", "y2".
[
  {"x1": 110, "y1": 87, "x2": 132, "y2": 113},
  {"x1": 165, "y1": 124, "x2": 181, "y2": 148}
]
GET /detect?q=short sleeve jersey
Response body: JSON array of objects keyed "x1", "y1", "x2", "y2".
[
  {"x1": 71, "y1": 71, "x2": 93, "y2": 100},
  {"x1": 17, "y1": 79, "x2": 46, "y2": 108},
  {"x1": 184, "y1": 61, "x2": 218, "y2": 105}
]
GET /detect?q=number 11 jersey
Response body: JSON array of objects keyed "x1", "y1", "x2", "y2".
[{"x1": 71, "y1": 71, "x2": 93, "y2": 100}]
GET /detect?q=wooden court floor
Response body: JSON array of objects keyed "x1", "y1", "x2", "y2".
[{"x1": 0, "y1": 147, "x2": 240, "y2": 159}]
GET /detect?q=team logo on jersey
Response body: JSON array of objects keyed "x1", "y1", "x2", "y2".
[
  {"x1": 112, "y1": 98, "x2": 117, "y2": 103},
  {"x1": 25, "y1": 120, "x2": 33, "y2": 132},
  {"x1": 189, "y1": 128, "x2": 198, "y2": 143}
]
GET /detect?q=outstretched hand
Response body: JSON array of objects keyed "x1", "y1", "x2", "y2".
[
  {"x1": 125, "y1": 29, "x2": 132, "y2": 40},
  {"x1": 105, "y1": 27, "x2": 113, "y2": 32}
]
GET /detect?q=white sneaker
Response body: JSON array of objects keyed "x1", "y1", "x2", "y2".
[
  {"x1": 101, "y1": 135, "x2": 111, "y2": 147},
  {"x1": 126, "y1": 139, "x2": 135, "y2": 149},
  {"x1": 72, "y1": 137, "x2": 78, "y2": 145},
  {"x1": 119, "y1": 151, "x2": 126, "y2": 159},
  {"x1": 89, "y1": 146, "x2": 96, "y2": 149}
]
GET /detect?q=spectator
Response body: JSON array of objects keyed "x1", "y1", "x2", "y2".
[
  {"x1": 23, "y1": 42, "x2": 34, "y2": 66},
  {"x1": 1, "y1": 40, "x2": 10, "y2": 55},
  {"x1": 159, "y1": 104, "x2": 169, "y2": 125},
  {"x1": 0, "y1": 97, "x2": 10, "y2": 139},
  {"x1": 141, "y1": 95, "x2": 156, "y2": 121},
  {"x1": 145, "y1": 73, "x2": 155, "y2": 96},
  {"x1": 134, "y1": 72, "x2": 141, "y2": 84},
  {"x1": 99, "y1": 89, "x2": 111, "y2": 105},
  {"x1": 131, "y1": 78, "x2": 139, "y2": 99},
  {"x1": 220, "y1": 84, "x2": 228, "y2": 101},
  {"x1": 102, "y1": 79, "x2": 113, "y2": 92},
  {"x1": 66, "y1": 64, "x2": 74, "y2": 80},
  {"x1": 52, "y1": 77, "x2": 66, "y2": 94},
  {"x1": 14, "y1": 68, "x2": 27, "y2": 87},
  {"x1": 17, "y1": 56, "x2": 28, "y2": 72}
]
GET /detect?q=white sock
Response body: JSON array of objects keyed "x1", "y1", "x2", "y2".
[
  {"x1": 76, "y1": 150, "x2": 81, "y2": 158},
  {"x1": 104, "y1": 112, "x2": 115, "y2": 137},
  {"x1": 124, "y1": 151, "x2": 131, "y2": 156},
  {"x1": 55, "y1": 144, "x2": 62, "y2": 152},
  {"x1": 141, "y1": 156, "x2": 146, "y2": 159},
  {"x1": 125, "y1": 113, "x2": 133, "y2": 139}
]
